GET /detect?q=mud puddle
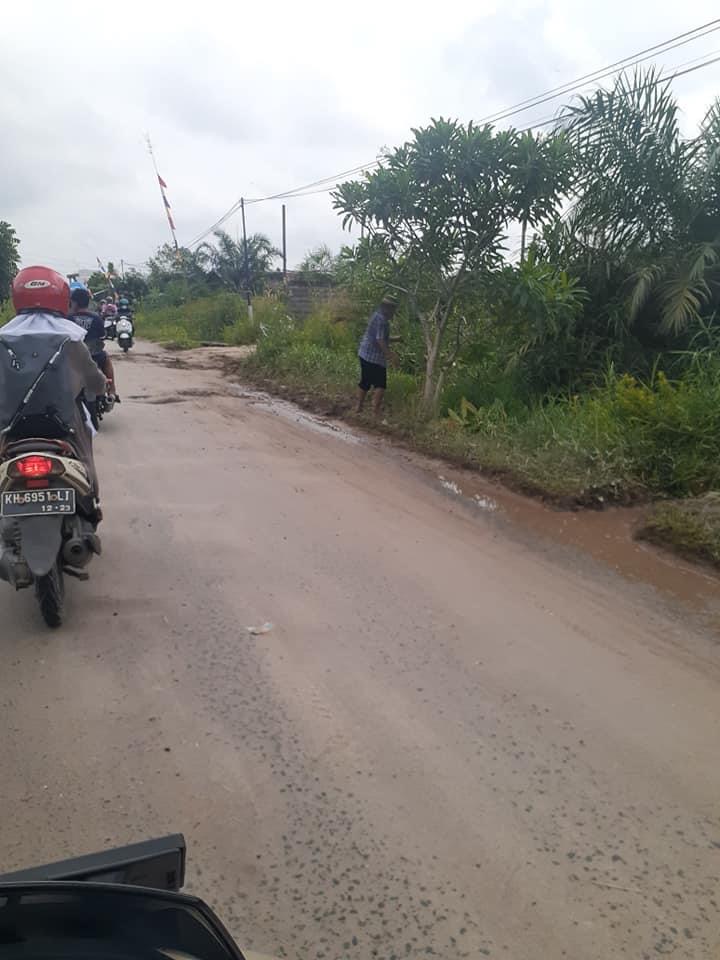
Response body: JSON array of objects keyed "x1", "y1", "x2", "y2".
[
  {"x1": 227, "y1": 383, "x2": 362, "y2": 445},
  {"x1": 429, "y1": 459, "x2": 719, "y2": 612}
]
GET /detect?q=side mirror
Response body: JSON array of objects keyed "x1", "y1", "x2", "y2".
[
  {"x1": 0, "y1": 835, "x2": 185, "y2": 891},
  {"x1": 0, "y1": 835, "x2": 248, "y2": 960}
]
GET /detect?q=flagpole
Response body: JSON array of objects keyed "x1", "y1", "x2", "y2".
[{"x1": 146, "y1": 134, "x2": 179, "y2": 252}]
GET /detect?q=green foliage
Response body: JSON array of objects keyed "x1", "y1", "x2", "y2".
[
  {"x1": 0, "y1": 221, "x2": 20, "y2": 302},
  {"x1": 639, "y1": 495, "x2": 720, "y2": 568},
  {"x1": 448, "y1": 362, "x2": 720, "y2": 498},
  {"x1": 489, "y1": 255, "x2": 590, "y2": 391},
  {"x1": 514, "y1": 130, "x2": 575, "y2": 259},
  {"x1": 550, "y1": 68, "x2": 720, "y2": 350},
  {"x1": 297, "y1": 244, "x2": 339, "y2": 278},
  {"x1": 209, "y1": 230, "x2": 280, "y2": 294},
  {"x1": 332, "y1": 118, "x2": 572, "y2": 411},
  {"x1": 138, "y1": 292, "x2": 258, "y2": 347},
  {"x1": 0, "y1": 298, "x2": 15, "y2": 326}
]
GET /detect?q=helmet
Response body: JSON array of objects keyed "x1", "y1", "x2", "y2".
[
  {"x1": 12, "y1": 265, "x2": 70, "y2": 315},
  {"x1": 105, "y1": 302, "x2": 117, "y2": 315}
]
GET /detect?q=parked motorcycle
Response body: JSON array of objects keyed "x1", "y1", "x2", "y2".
[
  {"x1": 0, "y1": 835, "x2": 271, "y2": 960},
  {"x1": 116, "y1": 314, "x2": 134, "y2": 352}
]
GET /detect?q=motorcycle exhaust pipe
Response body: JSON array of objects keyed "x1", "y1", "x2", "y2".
[
  {"x1": 62, "y1": 517, "x2": 102, "y2": 569},
  {"x1": 62, "y1": 537, "x2": 92, "y2": 567}
]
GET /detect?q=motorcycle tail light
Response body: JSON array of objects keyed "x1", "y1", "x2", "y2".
[{"x1": 10, "y1": 455, "x2": 63, "y2": 479}]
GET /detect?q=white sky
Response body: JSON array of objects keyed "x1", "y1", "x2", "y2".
[{"x1": 1, "y1": 0, "x2": 718, "y2": 275}]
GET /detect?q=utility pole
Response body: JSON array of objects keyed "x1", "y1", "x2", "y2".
[
  {"x1": 240, "y1": 197, "x2": 252, "y2": 319},
  {"x1": 282, "y1": 204, "x2": 287, "y2": 279},
  {"x1": 120, "y1": 259, "x2": 125, "y2": 281}
]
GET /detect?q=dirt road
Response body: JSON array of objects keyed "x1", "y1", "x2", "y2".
[{"x1": 1, "y1": 343, "x2": 718, "y2": 960}]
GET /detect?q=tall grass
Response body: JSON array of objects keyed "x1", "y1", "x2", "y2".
[
  {"x1": 447, "y1": 365, "x2": 720, "y2": 498},
  {"x1": 137, "y1": 293, "x2": 282, "y2": 347}
]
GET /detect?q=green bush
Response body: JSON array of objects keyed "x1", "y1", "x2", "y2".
[
  {"x1": 447, "y1": 362, "x2": 720, "y2": 498},
  {"x1": 0, "y1": 300, "x2": 15, "y2": 326},
  {"x1": 139, "y1": 292, "x2": 265, "y2": 346}
]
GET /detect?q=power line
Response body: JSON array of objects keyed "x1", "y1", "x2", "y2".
[
  {"x1": 187, "y1": 159, "x2": 380, "y2": 248},
  {"x1": 519, "y1": 50, "x2": 720, "y2": 132},
  {"x1": 478, "y1": 17, "x2": 720, "y2": 127},
  {"x1": 185, "y1": 20, "x2": 720, "y2": 249}
]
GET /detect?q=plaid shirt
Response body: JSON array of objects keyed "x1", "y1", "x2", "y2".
[{"x1": 358, "y1": 310, "x2": 390, "y2": 366}]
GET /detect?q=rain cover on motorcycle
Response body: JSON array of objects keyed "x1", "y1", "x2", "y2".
[{"x1": 0, "y1": 334, "x2": 80, "y2": 439}]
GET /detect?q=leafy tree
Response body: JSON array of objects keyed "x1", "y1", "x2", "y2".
[
  {"x1": 333, "y1": 118, "x2": 569, "y2": 412},
  {"x1": 118, "y1": 269, "x2": 149, "y2": 302},
  {"x1": 489, "y1": 253, "x2": 589, "y2": 392},
  {"x1": 0, "y1": 222, "x2": 20, "y2": 301},
  {"x1": 86, "y1": 271, "x2": 108, "y2": 293},
  {"x1": 146, "y1": 243, "x2": 213, "y2": 302},
  {"x1": 514, "y1": 130, "x2": 574, "y2": 261}
]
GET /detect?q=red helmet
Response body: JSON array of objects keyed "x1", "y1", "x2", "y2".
[{"x1": 12, "y1": 265, "x2": 70, "y2": 315}]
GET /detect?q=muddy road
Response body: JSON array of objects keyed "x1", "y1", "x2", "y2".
[{"x1": 1, "y1": 342, "x2": 719, "y2": 960}]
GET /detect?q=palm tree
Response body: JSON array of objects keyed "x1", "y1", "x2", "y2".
[
  {"x1": 560, "y1": 69, "x2": 720, "y2": 338},
  {"x1": 211, "y1": 230, "x2": 280, "y2": 294}
]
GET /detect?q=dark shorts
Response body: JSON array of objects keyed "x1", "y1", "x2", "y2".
[
  {"x1": 92, "y1": 350, "x2": 108, "y2": 369},
  {"x1": 359, "y1": 357, "x2": 387, "y2": 391}
]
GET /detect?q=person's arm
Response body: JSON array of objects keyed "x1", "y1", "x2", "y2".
[
  {"x1": 68, "y1": 341, "x2": 107, "y2": 396},
  {"x1": 374, "y1": 316, "x2": 391, "y2": 359}
]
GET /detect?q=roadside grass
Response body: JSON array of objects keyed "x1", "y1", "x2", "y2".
[
  {"x1": 141, "y1": 302, "x2": 720, "y2": 564},
  {"x1": 136, "y1": 293, "x2": 286, "y2": 349},
  {"x1": 637, "y1": 495, "x2": 720, "y2": 569}
]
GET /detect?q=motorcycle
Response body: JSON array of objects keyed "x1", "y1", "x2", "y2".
[
  {"x1": 103, "y1": 316, "x2": 117, "y2": 340},
  {"x1": 116, "y1": 314, "x2": 134, "y2": 352},
  {"x1": 0, "y1": 334, "x2": 102, "y2": 627},
  {"x1": 0, "y1": 439, "x2": 101, "y2": 626},
  {"x1": 89, "y1": 388, "x2": 117, "y2": 431},
  {"x1": 0, "y1": 834, "x2": 272, "y2": 960}
]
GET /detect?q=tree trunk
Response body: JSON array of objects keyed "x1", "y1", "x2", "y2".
[
  {"x1": 421, "y1": 323, "x2": 443, "y2": 417},
  {"x1": 520, "y1": 218, "x2": 528, "y2": 263}
]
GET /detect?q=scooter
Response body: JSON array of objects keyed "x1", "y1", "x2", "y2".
[
  {"x1": 116, "y1": 314, "x2": 134, "y2": 352},
  {"x1": 0, "y1": 439, "x2": 101, "y2": 626},
  {"x1": 103, "y1": 316, "x2": 117, "y2": 340},
  {"x1": 0, "y1": 835, "x2": 273, "y2": 960},
  {"x1": 0, "y1": 332, "x2": 102, "y2": 626}
]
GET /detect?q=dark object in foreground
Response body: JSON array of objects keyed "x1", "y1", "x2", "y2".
[{"x1": 0, "y1": 834, "x2": 249, "y2": 959}]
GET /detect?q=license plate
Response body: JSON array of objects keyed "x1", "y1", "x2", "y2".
[{"x1": 1, "y1": 488, "x2": 76, "y2": 517}]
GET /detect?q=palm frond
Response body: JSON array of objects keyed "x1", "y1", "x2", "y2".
[
  {"x1": 657, "y1": 245, "x2": 718, "y2": 335},
  {"x1": 626, "y1": 264, "x2": 663, "y2": 321}
]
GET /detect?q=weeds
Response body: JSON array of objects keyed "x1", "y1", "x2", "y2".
[{"x1": 137, "y1": 293, "x2": 271, "y2": 347}]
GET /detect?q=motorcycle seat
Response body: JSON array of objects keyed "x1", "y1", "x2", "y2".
[{"x1": 2, "y1": 437, "x2": 77, "y2": 458}]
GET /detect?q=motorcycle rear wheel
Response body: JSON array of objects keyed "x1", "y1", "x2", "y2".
[{"x1": 35, "y1": 561, "x2": 65, "y2": 628}]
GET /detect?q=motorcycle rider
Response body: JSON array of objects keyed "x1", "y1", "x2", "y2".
[
  {"x1": 1, "y1": 266, "x2": 107, "y2": 501},
  {"x1": 68, "y1": 284, "x2": 119, "y2": 400}
]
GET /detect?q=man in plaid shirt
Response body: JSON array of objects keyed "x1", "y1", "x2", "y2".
[{"x1": 356, "y1": 294, "x2": 398, "y2": 416}]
